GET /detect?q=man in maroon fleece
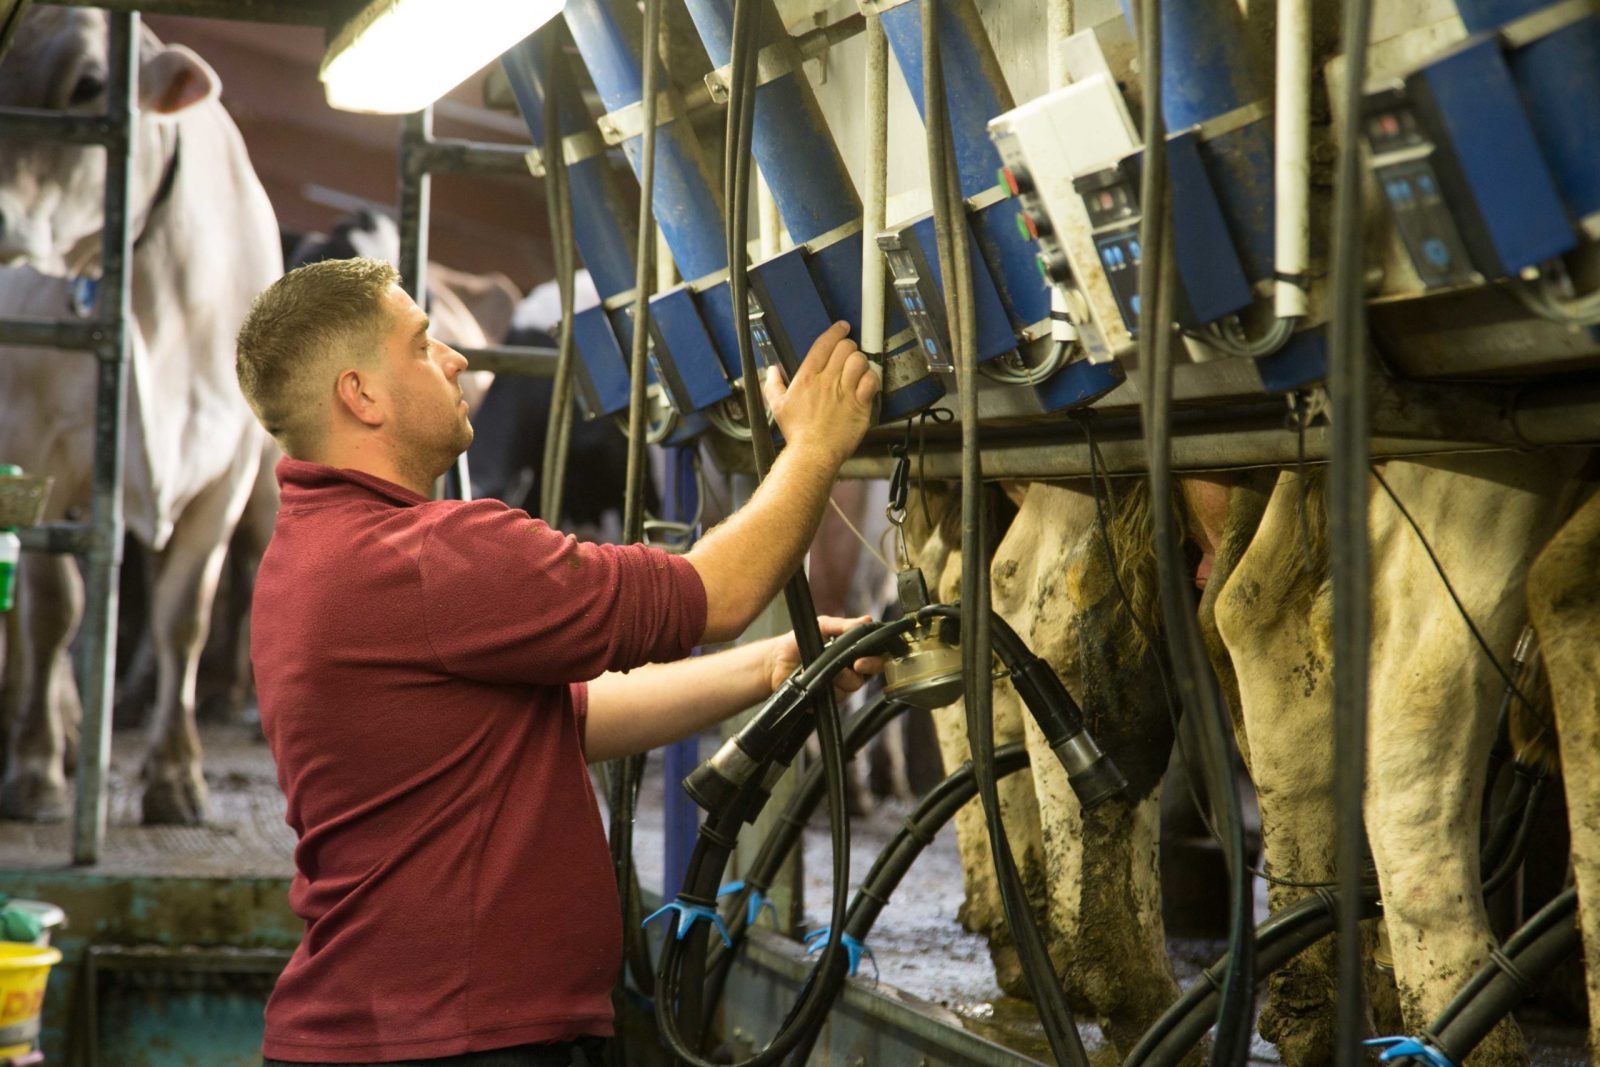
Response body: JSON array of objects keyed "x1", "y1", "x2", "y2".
[{"x1": 234, "y1": 258, "x2": 881, "y2": 1066}]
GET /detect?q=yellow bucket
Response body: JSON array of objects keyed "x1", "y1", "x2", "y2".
[{"x1": 0, "y1": 941, "x2": 60, "y2": 1058}]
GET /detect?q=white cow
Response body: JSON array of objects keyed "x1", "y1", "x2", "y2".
[
  {"x1": 904, "y1": 478, "x2": 1191, "y2": 1058},
  {"x1": 0, "y1": 9, "x2": 279, "y2": 824},
  {"x1": 1212, "y1": 452, "x2": 1585, "y2": 1064},
  {"x1": 1525, "y1": 474, "x2": 1600, "y2": 1059}
]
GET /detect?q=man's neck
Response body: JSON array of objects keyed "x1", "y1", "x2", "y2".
[{"x1": 314, "y1": 441, "x2": 435, "y2": 499}]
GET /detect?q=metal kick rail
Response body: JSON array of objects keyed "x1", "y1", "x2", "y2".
[{"x1": 0, "y1": 11, "x2": 138, "y2": 864}]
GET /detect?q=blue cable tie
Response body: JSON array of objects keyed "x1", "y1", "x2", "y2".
[
  {"x1": 803, "y1": 927, "x2": 878, "y2": 981},
  {"x1": 1365, "y1": 1036, "x2": 1457, "y2": 1067},
  {"x1": 642, "y1": 899, "x2": 732, "y2": 948},
  {"x1": 718, "y1": 881, "x2": 778, "y2": 928}
]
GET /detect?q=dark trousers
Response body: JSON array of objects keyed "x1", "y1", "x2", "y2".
[{"x1": 263, "y1": 1036, "x2": 606, "y2": 1067}]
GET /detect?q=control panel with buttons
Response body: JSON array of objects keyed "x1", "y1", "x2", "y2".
[
  {"x1": 1074, "y1": 165, "x2": 1145, "y2": 335},
  {"x1": 1363, "y1": 89, "x2": 1480, "y2": 289},
  {"x1": 987, "y1": 60, "x2": 1142, "y2": 362}
]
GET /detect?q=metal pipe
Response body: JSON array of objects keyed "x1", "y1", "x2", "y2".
[
  {"x1": 397, "y1": 107, "x2": 472, "y2": 499},
  {"x1": 453, "y1": 344, "x2": 560, "y2": 377},
  {"x1": 1275, "y1": 0, "x2": 1311, "y2": 318},
  {"x1": 72, "y1": 9, "x2": 137, "y2": 866},
  {"x1": 859, "y1": 11, "x2": 888, "y2": 359},
  {"x1": 0, "y1": 319, "x2": 107, "y2": 350},
  {"x1": 0, "y1": 107, "x2": 117, "y2": 144},
  {"x1": 407, "y1": 138, "x2": 536, "y2": 176}
]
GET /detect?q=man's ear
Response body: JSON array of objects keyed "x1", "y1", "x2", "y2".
[{"x1": 335, "y1": 367, "x2": 385, "y2": 428}]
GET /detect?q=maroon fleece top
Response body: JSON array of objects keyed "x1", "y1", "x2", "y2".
[{"x1": 253, "y1": 458, "x2": 706, "y2": 1063}]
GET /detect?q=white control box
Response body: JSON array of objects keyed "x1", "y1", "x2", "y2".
[{"x1": 988, "y1": 40, "x2": 1142, "y2": 362}]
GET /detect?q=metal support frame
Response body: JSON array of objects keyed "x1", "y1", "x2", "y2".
[
  {"x1": 0, "y1": 11, "x2": 137, "y2": 865},
  {"x1": 396, "y1": 108, "x2": 566, "y2": 499}
]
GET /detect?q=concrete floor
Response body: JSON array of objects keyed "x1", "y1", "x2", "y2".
[{"x1": 3, "y1": 721, "x2": 1584, "y2": 1065}]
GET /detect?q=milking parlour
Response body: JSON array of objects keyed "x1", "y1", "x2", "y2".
[{"x1": 0, "y1": 0, "x2": 1598, "y2": 1063}]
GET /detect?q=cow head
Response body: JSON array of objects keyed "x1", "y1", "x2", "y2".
[{"x1": 0, "y1": 8, "x2": 220, "y2": 271}]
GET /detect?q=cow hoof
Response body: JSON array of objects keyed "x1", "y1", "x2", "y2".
[
  {"x1": 141, "y1": 775, "x2": 209, "y2": 825},
  {"x1": 990, "y1": 942, "x2": 1031, "y2": 1000},
  {"x1": 1257, "y1": 1000, "x2": 1335, "y2": 1067},
  {"x1": 0, "y1": 771, "x2": 71, "y2": 823}
]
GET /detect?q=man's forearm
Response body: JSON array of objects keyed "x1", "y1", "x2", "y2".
[
  {"x1": 583, "y1": 639, "x2": 777, "y2": 762},
  {"x1": 686, "y1": 443, "x2": 838, "y2": 643}
]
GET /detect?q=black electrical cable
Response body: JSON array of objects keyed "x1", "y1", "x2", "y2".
[
  {"x1": 781, "y1": 742, "x2": 1035, "y2": 1066},
  {"x1": 607, "y1": 0, "x2": 665, "y2": 1022},
  {"x1": 1131, "y1": 0, "x2": 1254, "y2": 1061},
  {"x1": 924, "y1": 0, "x2": 1092, "y2": 1059},
  {"x1": 1327, "y1": 0, "x2": 1375, "y2": 1056},
  {"x1": 704, "y1": 0, "x2": 853, "y2": 1050},
  {"x1": 538, "y1": 27, "x2": 579, "y2": 527}
]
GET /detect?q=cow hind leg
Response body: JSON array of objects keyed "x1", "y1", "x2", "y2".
[
  {"x1": 140, "y1": 455, "x2": 256, "y2": 825},
  {"x1": 1215, "y1": 471, "x2": 1341, "y2": 1066},
  {"x1": 1, "y1": 553, "x2": 84, "y2": 822},
  {"x1": 1527, "y1": 489, "x2": 1600, "y2": 1060}
]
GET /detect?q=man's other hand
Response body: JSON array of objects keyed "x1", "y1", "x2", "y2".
[
  {"x1": 765, "y1": 615, "x2": 887, "y2": 697},
  {"x1": 762, "y1": 321, "x2": 879, "y2": 468}
]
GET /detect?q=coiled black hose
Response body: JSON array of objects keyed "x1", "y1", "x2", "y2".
[
  {"x1": 1123, "y1": 757, "x2": 1548, "y2": 1067},
  {"x1": 701, "y1": 695, "x2": 913, "y2": 1032},
  {"x1": 781, "y1": 742, "x2": 1034, "y2": 1066},
  {"x1": 655, "y1": 619, "x2": 922, "y2": 1067}
]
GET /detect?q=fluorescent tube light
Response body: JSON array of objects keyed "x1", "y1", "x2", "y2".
[{"x1": 322, "y1": 0, "x2": 565, "y2": 115}]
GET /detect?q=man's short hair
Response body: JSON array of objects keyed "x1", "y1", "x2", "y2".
[{"x1": 236, "y1": 257, "x2": 401, "y2": 458}]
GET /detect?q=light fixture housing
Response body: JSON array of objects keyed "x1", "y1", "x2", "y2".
[{"x1": 321, "y1": 0, "x2": 565, "y2": 115}]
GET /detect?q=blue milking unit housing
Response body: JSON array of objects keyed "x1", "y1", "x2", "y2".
[{"x1": 507, "y1": 0, "x2": 1600, "y2": 454}]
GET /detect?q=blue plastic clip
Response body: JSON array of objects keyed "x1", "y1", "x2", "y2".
[
  {"x1": 803, "y1": 927, "x2": 878, "y2": 981},
  {"x1": 1365, "y1": 1036, "x2": 1457, "y2": 1067},
  {"x1": 642, "y1": 899, "x2": 732, "y2": 948},
  {"x1": 717, "y1": 881, "x2": 778, "y2": 929}
]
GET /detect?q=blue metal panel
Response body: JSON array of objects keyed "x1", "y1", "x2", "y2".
[
  {"x1": 613, "y1": 123, "x2": 729, "y2": 281},
  {"x1": 1118, "y1": 0, "x2": 1267, "y2": 130},
  {"x1": 879, "y1": 0, "x2": 1015, "y2": 199},
  {"x1": 1455, "y1": 0, "x2": 1600, "y2": 220},
  {"x1": 805, "y1": 231, "x2": 872, "y2": 335},
  {"x1": 500, "y1": 39, "x2": 639, "y2": 299},
  {"x1": 750, "y1": 248, "x2": 835, "y2": 377},
  {"x1": 899, "y1": 212, "x2": 1017, "y2": 363},
  {"x1": 1505, "y1": 18, "x2": 1600, "y2": 220},
  {"x1": 1122, "y1": 133, "x2": 1253, "y2": 325},
  {"x1": 1033, "y1": 355, "x2": 1125, "y2": 412},
  {"x1": 971, "y1": 199, "x2": 1050, "y2": 330},
  {"x1": 1196, "y1": 118, "x2": 1276, "y2": 283},
  {"x1": 695, "y1": 280, "x2": 744, "y2": 382},
  {"x1": 563, "y1": 0, "x2": 729, "y2": 282},
  {"x1": 648, "y1": 287, "x2": 734, "y2": 413},
  {"x1": 1409, "y1": 34, "x2": 1576, "y2": 274},
  {"x1": 573, "y1": 304, "x2": 633, "y2": 417},
  {"x1": 681, "y1": 0, "x2": 860, "y2": 243},
  {"x1": 1255, "y1": 326, "x2": 1329, "y2": 392}
]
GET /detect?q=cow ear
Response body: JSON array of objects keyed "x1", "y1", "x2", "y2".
[{"x1": 139, "y1": 45, "x2": 219, "y2": 118}]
